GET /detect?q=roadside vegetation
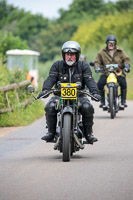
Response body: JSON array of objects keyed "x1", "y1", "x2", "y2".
[
  {"x1": 0, "y1": 64, "x2": 44, "y2": 126},
  {"x1": 0, "y1": 0, "x2": 133, "y2": 126},
  {"x1": 0, "y1": 100, "x2": 44, "y2": 126}
]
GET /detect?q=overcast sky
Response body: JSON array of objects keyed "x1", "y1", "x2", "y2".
[
  {"x1": 7, "y1": 0, "x2": 73, "y2": 19},
  {"x1": 7, "y1": 0, "x2": 117, "y2": 19}
]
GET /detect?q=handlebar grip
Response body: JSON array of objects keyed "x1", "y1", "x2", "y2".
[
  {"x1": 89, "y1": 62, "x2": 94, "y2": 66},
  {"x1": 79, "y1": 90, "x2": 99, "y2": 101},
  {"x1": 35, "y1": 89, "x2": 60, "y2": 100}
]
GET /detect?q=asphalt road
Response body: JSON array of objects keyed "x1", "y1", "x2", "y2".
[{"x1": 0, "y1": 100, "x2": 133, "y2": 200}]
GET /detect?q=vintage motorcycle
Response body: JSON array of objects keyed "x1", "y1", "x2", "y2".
[
  {"x1": 98, "y1": 64, "x2": 124, "y2": 119},
  {"x1": 28, "y1": 82, "x2": 99, "y2": 162}
]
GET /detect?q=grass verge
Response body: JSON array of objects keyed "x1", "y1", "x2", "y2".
[{"x1": 0, "y1": 100, "x2": 45, "y2": 127}]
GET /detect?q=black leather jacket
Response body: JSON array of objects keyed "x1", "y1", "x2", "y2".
[{"x1": 42, "y1": 60, "x2": 98, "y2": 95}]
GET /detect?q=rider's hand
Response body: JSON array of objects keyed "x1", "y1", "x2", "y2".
[
  {"x1": 95, "y1": 66, "x2": 101, "y2": 73},
  {"x1": 89, "y1": 61, "x2": 94, "y2": 66},
  {"x1": 92, "y1": 93, "x2": 101, "y2": 101},
  {"x1": 124, "y1": 63, "x2": 130, "y2": 73},
  {"x1": 36, "y1": 90, "x2": 47, "y2": 99}
]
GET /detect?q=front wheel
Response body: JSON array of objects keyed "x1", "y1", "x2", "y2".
[
  {"x1": 62, "y1": 113, "x2": 72, "y2": 162},
  {"x1": 109, "y1": 87, "x2": 115, "y2": 119}
]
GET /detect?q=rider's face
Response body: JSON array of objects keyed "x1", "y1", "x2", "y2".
[
  {"x1": 108, "y1": 41, "x2": 115, "y2": 50},
  {"x1": 65, "y1": 52, "x2": 76, "y2": 66}
]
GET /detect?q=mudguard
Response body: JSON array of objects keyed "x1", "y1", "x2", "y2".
[
  {"x1": 62, "y1": 106, "x2": 73, "y2": 115},
  {"x1": 107, "y1": 82, "x2": 116, "y2": 87}
]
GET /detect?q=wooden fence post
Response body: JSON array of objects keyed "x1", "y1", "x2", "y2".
[
  {"x1": 0, "y1": 80, "x2": 32, "y2": 114},
  {"x1": 4, "y1": 91, "x2": 10, "y2": 109}
]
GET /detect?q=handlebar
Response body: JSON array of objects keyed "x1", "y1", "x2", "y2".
[
  {"x1": 97, "y1": 64, "x2": 122, "y2": 74},
  {"x1": 79, "y1": 90, "x2": 99, "y2": 101},
  {"x1": 89, "y1": 62, "x2": 95, "y2": 66},
  {"x1": 34, "y1": 88, "x2": 99, "y2": 102},
  {"x1": 35, "y1": 89, "x2": 60, "y2": 100}
]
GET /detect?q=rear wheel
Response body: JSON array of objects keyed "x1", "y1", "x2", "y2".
[
  {"x1": 109, "y1": 87, "x2": 115, "y2": 119},
  {"x1": 62, "y1": 113, "x2": 72, "y2": 162}
]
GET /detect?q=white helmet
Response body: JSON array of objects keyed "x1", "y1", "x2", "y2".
[{"x1": 62, "y1": 41, "x2": 81, "y2": 62}]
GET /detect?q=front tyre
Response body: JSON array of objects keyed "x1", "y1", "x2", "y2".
[
  {"x1": 62, "y1": 113, "x2": 72, "y2": 162},
  {"x1": 109, "y1": 87, "x2": 115, "y2": 119}
]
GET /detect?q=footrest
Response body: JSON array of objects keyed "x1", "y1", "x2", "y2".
[
  {"x1": 119, "y1": 106, "x2": 124, "y2": 110},
  {"x1": 83, "y1": 141, "x2": 93, "y2": 145},
  {"x1": 103, "y1": 106, "x2": 108, "y2": 111},
  {"x1": 46, "y1": 139, "x2": 56, "y2": 143}
]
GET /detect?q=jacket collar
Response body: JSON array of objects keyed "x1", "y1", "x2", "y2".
[{"x1": 103, "y1": 46, "x2": 121, "y2": 52}]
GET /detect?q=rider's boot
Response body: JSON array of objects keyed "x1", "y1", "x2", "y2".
[
  {"x1": 83, "y1": 117, "x2": 98, "y2": 144},
  {"x1": 99, "y1": 89, "x2": 107, "y2": 109},
  {"x1": 41, "y1": 114, "x2": 57, "y2": 142},
  {"x1": 121, "y1": 89, "x2": 127, "y2": 108}
]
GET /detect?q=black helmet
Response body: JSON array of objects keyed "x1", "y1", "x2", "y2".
[
  {"x1": 62, "y1": 41, "x2": 81, "y2": 62},
  {"x1": 105, "y1": 34, "x2": 117, "y2": 44}
]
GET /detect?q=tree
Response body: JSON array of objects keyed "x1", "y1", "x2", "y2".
[
  {"x1": 58, "y1": 0, "x2": 105, "y2": 24},
  {"x1": 115, "y1": 0, "x2": 133, "y2": 11},
  {"x1": 13, "y1": 13, "x2": 49, "y2": 41},
  {"x1": 31, "y1": 22, "x2": 76, "y2": 62},
  {"x1": 0, "y1": 31, "x2": 28, "y2": 63}
]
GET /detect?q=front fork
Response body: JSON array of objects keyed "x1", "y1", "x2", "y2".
[
  {"x1": 54, "y1": 99, "x2": 84, "y2": 150},
  {"x1": 107, "y1": 84, "x2": 119, "y2": 111}
]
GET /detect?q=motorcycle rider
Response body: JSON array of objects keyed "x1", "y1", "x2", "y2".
[
  {"x1": 94, "y1": 34, "x2": 130, "y2": 108},
  {"x1": 80, "y1": 54, "x2": 86, "y2": 61},
  {"x1": 37, "y1": 41, "x2": 101, "y2": 144}
]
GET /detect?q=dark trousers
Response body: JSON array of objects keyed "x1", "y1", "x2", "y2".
[
  {"x1": 97, "y1": 75, "x2": 127, "y2": 90},
  {"x1": 44, "y1": 96, "x2": 94, "y2": 134}
]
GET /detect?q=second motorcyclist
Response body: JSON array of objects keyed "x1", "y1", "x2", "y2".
[{"x1": 94, "y1": 34, "x2": 130, "y2": 109}]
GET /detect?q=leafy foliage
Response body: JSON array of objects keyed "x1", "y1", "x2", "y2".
[
  {"x1": 0, "y1": 31, "x2": 28, "y2": 63},
  {"x1": 72, "y1": 11, "x2": 133, "y2": 53},
  {"x1": 0, "y1": 0, "x2": 133, "y2": 62},
  {"x1": 32, "y1": 22, "x2": 76, "y2": 62},
  {"x1": 0, "y1": 64, "x2": 28, "y2": 109},
  {"x1": 13, "y1": 13, "x2": 49, "y2": 41},
  {"x1": 58, "y1": 0, "x2": 105, "y2": 24},
  {"x1": 0, "y1": 100, "x2": 44, "y2": 126}
]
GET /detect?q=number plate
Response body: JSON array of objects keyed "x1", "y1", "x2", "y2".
[{"x1": 61, "y1": 83, "x2": 77, "y2": 99}]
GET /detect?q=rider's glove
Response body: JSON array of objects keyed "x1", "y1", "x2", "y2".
[
  {"x1": 92, "y1": 93, "x2": 101, "y2": 101},
  {"x1": 89, "y1": 61, "x2": 94, "y2": 66},
  {"x1": 124, "y1": 63, "x2": 130, "y2": 73},
  {"x1": 95, "y1": 66, "x2": 101, "y2": 73},
  {"x1": 36, "y1": 90, "x2": 47, "y2": 99}
]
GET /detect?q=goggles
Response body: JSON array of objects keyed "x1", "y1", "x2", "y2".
[
  {"x1": 63, "y1": 48, "x2": 77, "y2": 53},
  {"x1": 108, "y1": 41, "x2": 115, "y2": 44}
]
